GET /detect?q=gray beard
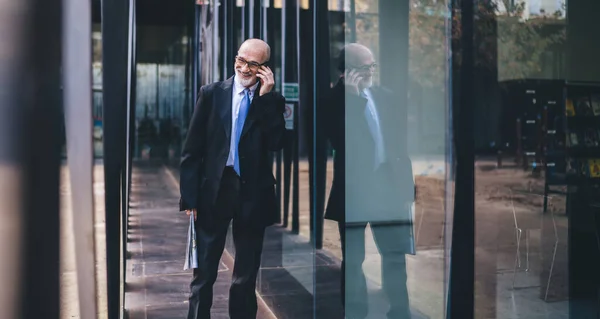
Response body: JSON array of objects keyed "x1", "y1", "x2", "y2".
[
  {"x1": 360, "y1": 78, "x2": 373, "y2": 90},
  {"x1": 236, "y1": 70, "x2": 256, "y2": 87}
]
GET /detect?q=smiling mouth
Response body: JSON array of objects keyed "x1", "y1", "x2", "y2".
[{"x1": 237, "y1": 69, "x2": 252, "y2": 77}]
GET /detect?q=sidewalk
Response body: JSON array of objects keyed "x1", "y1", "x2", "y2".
[
  {"x1": 124, "y1": 164, "x2": 276, "y2": 318},
  {"x1": 164, "y1": 163, "x2": 429, "y2": 319}
]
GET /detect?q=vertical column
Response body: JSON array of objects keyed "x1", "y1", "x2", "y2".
[
  {"x1": 252, "y1": 0, "x2": 262, "y2": 39},
  {"x1": 25, "y1": 1, "x2": 64, "y2": 318},
  {"x1": 212, "y1": 1, "x2": 220, "y2": 82},
  {"x1": 282, "y1": 0, "x2": 300, "y2": 233},
  {"x1": 122, "y1": 0, "x2": 136, "y2": 306},
  {"x1": 0, "y1": 5, "x2": 28, "y2": 318},
  {"x1": 218, "y1": 0, "x2": 226, "y2": 80},
  {"x1": 449, "y1": 0, "x2": 475, "y2": 317},
  {"x1": 312, "y1": 0, "x2": 330, "y2": 249},
  {"x1": 63, "y1": 0, "x2": 98, "y2": 317},
  {"x1": 242, "y1": 0, "x2": 248, "y2": 39},
  {"x1": 101, "y1": 0, "x2": 130, "y2": 317},
  {"x1": 128, "y1": 0, "x2": 137, "y2": 193},
  {"x1": 292, "y1": 0, "x2": 300, "y2": 240},
  {"x1": 224, "y1": 0, "x2": 237, "y2": 81},
  {"x1": 193, "y1": 3, "x2": 200, "y2": 96},
  {"x1": 185, "y1": 1, "x2": 195, "y2": 129},
  {"x1": 379, "y1": 0, "x2": 408, "y2": 153},
  {"x1": 1, "y1": 1, "x2": 62, "y2": 319}
]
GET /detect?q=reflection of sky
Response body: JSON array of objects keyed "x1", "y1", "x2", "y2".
[
  {"x1": 529, "y1": 0, "x2": 542, "y2": 15},
  {"x1": 410, "y1": 156, "x2": 447, "y2": 178},
  {"x1": 494, "y1": 0, "x2": 566, "y2": 16},
  {"x1": 532, "y1": 0, "x2": 567, "y2": 16}
]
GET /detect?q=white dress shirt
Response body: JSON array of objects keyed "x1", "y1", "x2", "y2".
[
  {"x1": 226, "y1": 76, "x2": 259, "y2": 167},
  {"x1": 362, "y1": 88, "x2": 386, "y2": 170}
]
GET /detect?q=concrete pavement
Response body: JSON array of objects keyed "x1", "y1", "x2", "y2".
[
  {"x1": 59, "y1": 164, "x2": 108, "y2": 319},
  {"x1": 58, "y1": 158, "x2": 570, "y2": 319}
]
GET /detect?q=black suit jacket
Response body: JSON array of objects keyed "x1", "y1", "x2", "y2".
[
  {"x1": 179, "y1": 76, "x2": 286, "y2": 227},
  {"x1": 323, "y1": 79, "x2": 415, "y2": 225}
]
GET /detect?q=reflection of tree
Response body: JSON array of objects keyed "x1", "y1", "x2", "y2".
[
  {"x1": 408, "y1": 7, "x2": 447, "y2": 88},
  {"x1": 491, "y1": 2, "x2": 566, "y2": 81},
  {"x1": 344, "y1": 0, "x2": 565, "y2": 88},
  {"x1": 409, "y1": 0, "x2": 566, "y2": 87}
]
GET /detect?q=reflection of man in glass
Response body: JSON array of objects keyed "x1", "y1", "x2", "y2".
[{"x1": 323, "y1": 43, "x2": 415, "y2": 319}]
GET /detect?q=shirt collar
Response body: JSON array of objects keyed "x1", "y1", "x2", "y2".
[
  {"x1": 360, "y1": 89, "x2": 371, "y2": 100},
  {"x1": 233, "y1": 75, "x2": 259, "y2": 96}
]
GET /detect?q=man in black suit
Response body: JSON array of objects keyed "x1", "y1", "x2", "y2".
[
  {"x1": 323, "y1": 43, "x2": 415, "y2": 319},
  {"x1": 179, "y1": 38, "x2": 285, "y2": 319}
]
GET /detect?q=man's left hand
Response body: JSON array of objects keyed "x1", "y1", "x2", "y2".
[{"x1": 257, "y1": 66, "x2": 275, "y2": 96}]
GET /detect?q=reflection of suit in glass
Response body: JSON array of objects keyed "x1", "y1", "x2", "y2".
[{"x1": 323, "y1": 79, "x2": 415, "y2": 319}]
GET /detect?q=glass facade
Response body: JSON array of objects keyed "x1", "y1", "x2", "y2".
[
  {"x1": 97, "y1": 0, "x2": 600, "y2": 317},
  {"x1": 318, "y1": 1, "x2": 452, "y2": 318},
  {"x1": 187, "y1": 0, "x2": 454, "y2": 317},
  {"x1": 472, "y1": 1, "x2": 597, "y2": 318}
]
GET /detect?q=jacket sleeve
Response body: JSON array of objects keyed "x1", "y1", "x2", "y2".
[
  {"x1": 254, "y1": 91, "x2": 286, "y2": 151},
  {"x1": 324, "y1": 89, "x2": 369, "y2": 153},
  {"x1": 179, "y1": 86, "x2": 208, "y2": 211}
]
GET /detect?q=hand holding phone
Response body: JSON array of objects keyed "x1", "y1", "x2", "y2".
[
  {"x1": 343, "y1": 69, "x2": 362, "y2": 96},
  {"x1": 256, "y1": 65, "x2": 275, "y2": 96}
]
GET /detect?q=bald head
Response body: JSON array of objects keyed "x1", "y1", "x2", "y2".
[
  {"x1": 342, "y1": 43, "x2": 373, "y2": 69},
  {"x1": 238, "y1": 38, "x2": 271, "y2": 64}
]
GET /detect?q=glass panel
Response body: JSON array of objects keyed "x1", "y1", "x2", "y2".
[
  {"x1": 315, "y1": 0, "x2": 453, "y2": 318},
  {"x1": 134, "y1": 25, "x2": 189, "y2": 160},
  {"x1": 472, "y1": 0, "x2": 600, "y2": 318},
  {"x1": 92, "y1": 25, "x2": 103, "y2": 158}
]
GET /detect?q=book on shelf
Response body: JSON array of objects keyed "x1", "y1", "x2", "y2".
[
  {"x1": 566, "y1": 158, "x2": 582, "y2": 176},
  {"x1": 591, "y1": 94, "x2": 600, "y2": 116},
  {"x1": 566, "y1": 98, "x2": 576, "y2": 116},
  {"x1": 567, "y1": 131, "x2": 579, "y2": 147},
  {"x1": 566, "y1": 158, "x2": 600, "y2": 179},
  {"x1": 583, "y1": 128, "x2": 600, "y2": 147},
  {"x1": 588, "y1": 159, "x2": 600, "y2": 178},
  {"x1": 576, "y1": 96, "x2": 594, "y2": 116}
]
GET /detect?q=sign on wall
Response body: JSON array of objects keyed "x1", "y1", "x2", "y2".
[
  {"x1": 283, "y1": 82, "x2": 299, "y2": 102},
  {"x1": 284, "y1": 103, "x2": 294, "y2": 130}
]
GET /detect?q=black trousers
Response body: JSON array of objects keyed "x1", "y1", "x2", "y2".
[
  {"x1": 187, "y1": 167, "x2": 266, "y2": 319},
  {"x1": 339, "y1": 223, "x2": 410, "y2": 319}
]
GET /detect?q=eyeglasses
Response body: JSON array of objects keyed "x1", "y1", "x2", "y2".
[
  {"x1": 235, "y1": 56, "x2": 267, "y2": 71},
  {"x1": 350, "y1": 63, "x2": 378, "y2": 72}
]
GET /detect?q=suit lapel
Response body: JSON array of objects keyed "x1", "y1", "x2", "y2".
[
  {"x1": 370, "y1": 87, "x2": 395, "y2": 151},
  {"x1": 218, "y1": 77, "x2": 234, "y2": 141}
]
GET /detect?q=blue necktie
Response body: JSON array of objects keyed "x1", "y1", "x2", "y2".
[
  {"x1": 361, "y1": 90, "x2": 385, "y2": 170},
  {"x1": 234, "y1": 89, "x2": 250, "y2": 175}
]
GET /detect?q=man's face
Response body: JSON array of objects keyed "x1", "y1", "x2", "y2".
[
  {"x1": 354, "y1": 55, "x2": 376, "y2": 89},
  {"x1": 235, "y1": 45, "x2": 267, "y2": 87},
  {"x1": 347, "y1": 49, "x2": 376, "y2": 89}
]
